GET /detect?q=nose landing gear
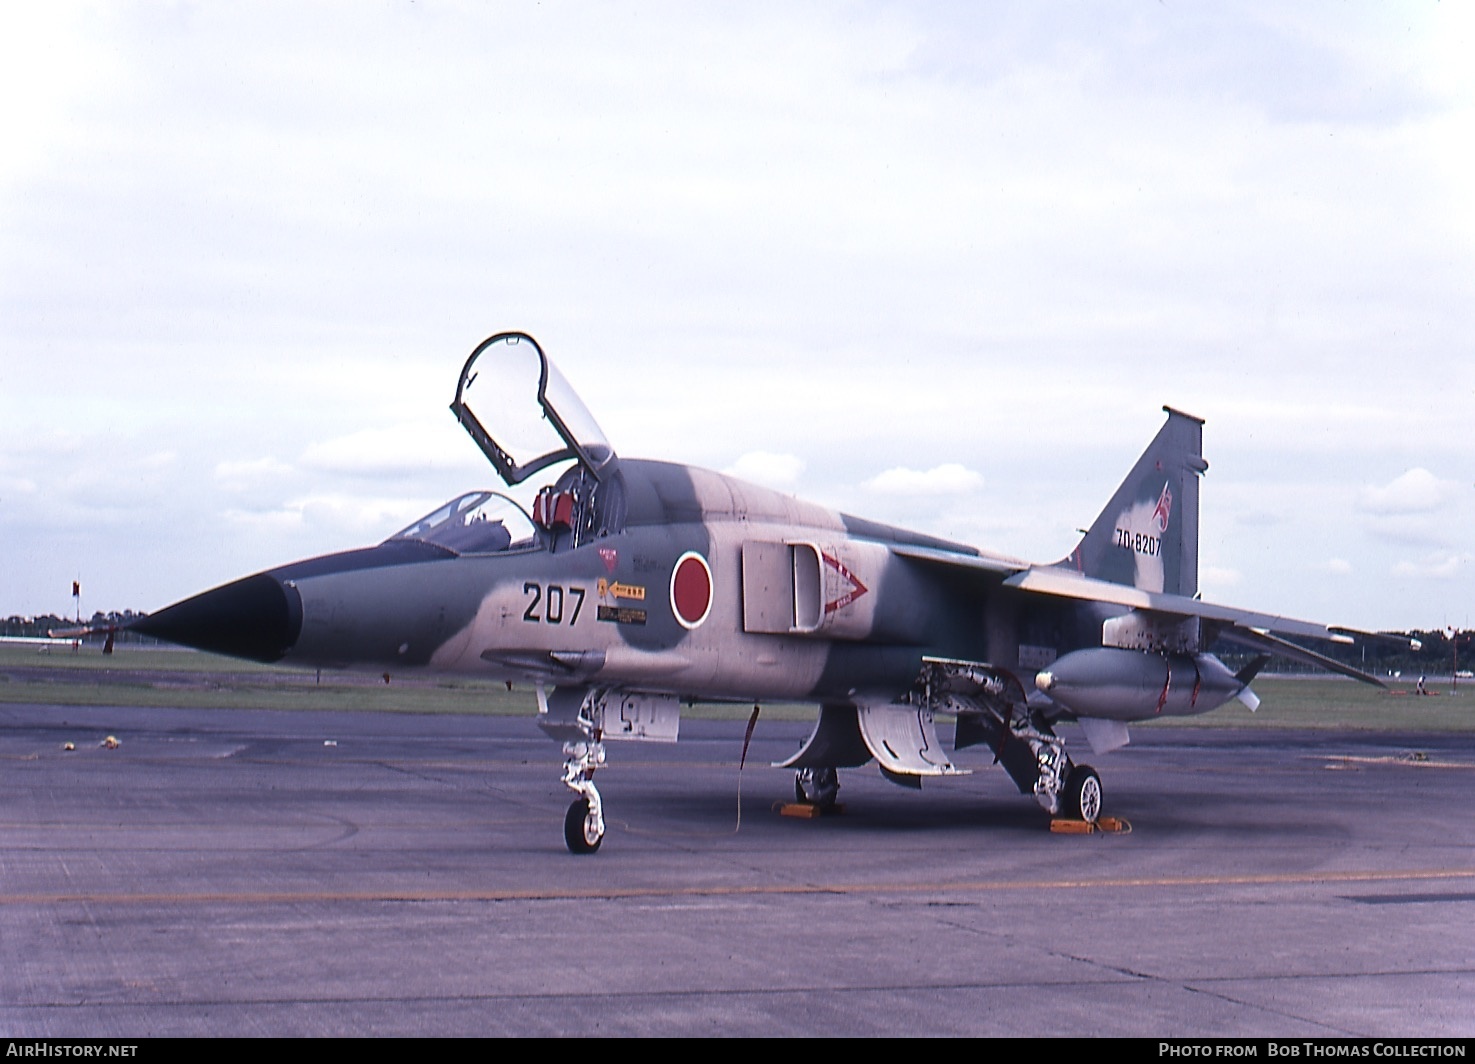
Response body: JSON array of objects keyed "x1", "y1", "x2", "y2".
[{"x1": 560, "y1": 736, "x2": 607, "y2": 854}]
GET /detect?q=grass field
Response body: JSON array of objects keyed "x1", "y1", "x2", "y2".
[
  {"x1": 0, "y1": 643, "x2": 531, "y2": 716},
  {"x1": 1, "y1": 643, "x2": 1470, "y2": 730}
]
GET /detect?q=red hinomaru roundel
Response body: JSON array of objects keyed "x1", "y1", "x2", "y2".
[{"x1": 670, "y1": 551, "x2": 713, "y2": 629}]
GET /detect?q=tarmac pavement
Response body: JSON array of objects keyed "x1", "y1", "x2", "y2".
[{"x1": 2, "y1": 702, "x2": 1472, "y2": 1037}]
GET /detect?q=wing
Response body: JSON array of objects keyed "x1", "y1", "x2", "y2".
[
  {"x1": 889, "y1": 545, "x2": 1411, "y2": 687},
  {"x1": 1004, "y1": 566, "x2": 1408, "y2": 686}
]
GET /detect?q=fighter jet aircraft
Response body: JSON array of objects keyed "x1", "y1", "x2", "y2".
[{"x1": 132, "y1": 331, "x2": 1405, "y2": 852}]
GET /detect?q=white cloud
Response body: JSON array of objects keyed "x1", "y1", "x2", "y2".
[
  {"x1": 1354, "y1": 469, "x2": 1464, "y2": 548},
  {"x1": 0, "y1": 473, "x2": 38, "y2": 497},
  {"x1": 214, "y1": 456, "x2": 294, "y2": 492},
  {"x1": 49, "y1": 449, "x2": 179, "y2": 514},
  {"x1": 295, "y1": 494, "x2": 425, "y2": 539},
  {"x1": 224, "y1": 493, "x2": 435, "y2": 543},
  {"x1": 1392, "y1": 551, "x2": 1472, "y2": 580},
  {"x1": 136, "y1": 450, "x2": 178, "y2": 471},
  {"x1": 1358, "y1": 468, "x2": 1454, "y2": 515},
  {"x1": 724, "y1": 451, "x2": 805, "y2": 489},
  {"x1": 0, "y1": 7, "x2": 123, "y2": 207},
  {"x1": 1199, "y1": 566, "x2": 1243, "y2": 592},
  {"x1": 300, "y1": 424, "x2": 455, "y2": 479},
  {"x1": 864, "y1": 463, "x2": 984, "y2": 496},
  {"x1": 221, "y1": 506, "x2": 304, "y2": 535},
  {"x1": 1360, "y1": 513, "x2": 1457, "y2": 549},
  {"x1": 1320, "y1": 558, "x2": 1353, "y2": 576}
]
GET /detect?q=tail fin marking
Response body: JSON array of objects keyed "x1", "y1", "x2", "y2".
[{"x1": 1061, "y1": 406, "x2": 1207, "y2": 598}]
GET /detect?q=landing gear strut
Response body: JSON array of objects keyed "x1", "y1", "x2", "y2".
[
  {"x1": 997, "y1": 711, "x2": 1102, "y2": 823},
  {"x1": 538, "y1": 685, "x2": 684, "y2": 853},
  {"x1": 921, "y1": 658, "x2": 1105, "y2": 825},
  {"x1": 540, "y1": 686, "x2": 611, "y2": 854},
  {"x1": 560, "y1": 735, "x2": 606, "y2": 853}
]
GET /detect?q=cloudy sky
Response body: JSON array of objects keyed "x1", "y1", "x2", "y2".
[{"x1": 2, "y1": 2, "x2": 1471, "y2": 633}]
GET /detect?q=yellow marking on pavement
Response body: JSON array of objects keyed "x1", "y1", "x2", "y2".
[
  {"x1": 5, "y1": 867, "x2": 1474, "y2": 907},
  {"x1": 1321, "y1": 754, "x2": 1474, "y2": 770}
]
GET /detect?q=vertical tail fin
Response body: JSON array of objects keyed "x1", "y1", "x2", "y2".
[{"x1": 1058, "y1": 406, "x2": 1206, "y2": 597}]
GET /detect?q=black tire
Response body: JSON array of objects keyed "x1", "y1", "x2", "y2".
[
  {"x1": 1060, "y1": 764, "x2": 1103, "y2": 823},
  {"x1": 794, "y1": 767, "x2": 839, "y2": 810},
  {"x1": 563, "y1": 797, "x2": 603, "y2": 854}
]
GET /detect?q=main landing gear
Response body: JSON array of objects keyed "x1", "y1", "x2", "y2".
[
  {"x1": 794, "y1": 766, "x2": 840, "y2": 810},
  {"x1": 1018, "y1": 719, "x2": 1102, "y2": 823},
  {"x1": 924, "y1": 658, "x2": 1105, "y2": 825},
  {"x1": 1059, "y1": 763, "x2": 1102, "y2": 824}
]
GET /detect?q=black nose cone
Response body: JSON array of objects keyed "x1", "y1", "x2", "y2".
[{"x1": 131, "y1": 574, "x2": 302, "y2": 663}]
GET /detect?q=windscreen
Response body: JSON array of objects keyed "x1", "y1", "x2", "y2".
[{"x1": 388, "y1": 491, "x2": 539, "y2": 555}]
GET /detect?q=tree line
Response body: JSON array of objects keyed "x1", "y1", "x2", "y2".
[
  {"x1": 4, "y1": 609, "x2": 1469, "y2": 677},
  {"x1": 2, "y1": 610, "x2": 164, "y2": 646}
]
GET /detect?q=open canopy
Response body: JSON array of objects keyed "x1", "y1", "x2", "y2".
[{"x1": 450, "y1": 332, "x2": 616, "y2": 487}]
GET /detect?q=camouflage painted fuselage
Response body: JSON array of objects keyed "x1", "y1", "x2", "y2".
[{"x1": 227, "y1": 459, "x2": 1091, "y2": 706}]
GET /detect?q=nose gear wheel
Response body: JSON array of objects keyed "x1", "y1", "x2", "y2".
[{"x1": 564, "y1": 795, "x2": 603, "y2": 853}]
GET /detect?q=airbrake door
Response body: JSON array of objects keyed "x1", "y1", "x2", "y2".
[
  {"x1": 742, "y1": 542, "x2": 821, "y2": 634},
  {"x1": 741, "y1": 541, "x2": 877, "y2": 639}
]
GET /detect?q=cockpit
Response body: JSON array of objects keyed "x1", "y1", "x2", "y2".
[
  {"x1": 387, "y1": 490, "x2": 538, "y2": 555},
  {"x1": 391, "y1": 333, "x2": 627, "y2": 557}
]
